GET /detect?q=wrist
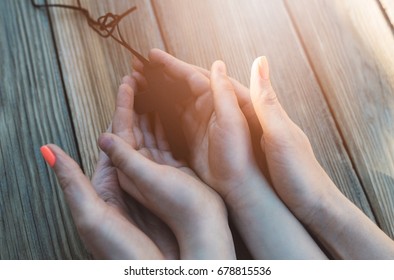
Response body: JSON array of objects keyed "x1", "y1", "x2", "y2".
[
  {"x1": 297, "y1": 172, "x2": 344, "y2": 230},
  {"x1": 178, "y1": 207, "x2": 235, "y2": 259},
  {"x1": 221, "y1": 168, "x2": 327, "y2": 259},
  {"x1": 221, "y1": 167, "x2": 271, "y2": 212},
  {"x1": 303, "y1": 182, "x2": 393, "y2": 259}
]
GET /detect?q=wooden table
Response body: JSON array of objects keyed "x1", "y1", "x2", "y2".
[{"x1": 0, "y1": 0, "x2": 393, "y2": 259}]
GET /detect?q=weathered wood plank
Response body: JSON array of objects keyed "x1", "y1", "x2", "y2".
[
  {"x1": 152, "y1": 0, "x2": 375, "y2": 221},
  {"x1": 285, "y1": 0, "x2": 394, "y2": 237},
  {"x1": 0, "y1": 0, "x2": 88, "y2": 259},
  {"x1": 380, "y1": 0, "x2": 394, "y2": 27},
  {"x1": 48, "y1": 0, "x2": 165, "y2": 176}
]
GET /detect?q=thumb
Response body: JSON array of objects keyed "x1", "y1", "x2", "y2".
[
  {"x1": 250, "y1": 56, "x2": 290, "y2": 136},
  {"x1": 40, "y1": 145, "x2": 101, "y2": 227},
  {"x1": 97, "y1": 133, "x2": 162, "y2": 197}
]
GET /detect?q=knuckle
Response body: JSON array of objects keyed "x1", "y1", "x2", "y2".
[
  {"x1": 56, "y1": 161, "x2": 83, "y2": 191},
  {"x1": 214, "y1": 73, "x2": 233, "y2": 91},
  {"x1": 110, "y1": 149, "x2": 129, "y2": 169},
  {"x1": 188, "y1": 72, "x2": 209, "y2": 94},
  {"x1": 260, "y1": 86, "x2": 278, "y2": 106},
  {"x1": 58, "y1": 175, "x2": 74, "y2": 192}
]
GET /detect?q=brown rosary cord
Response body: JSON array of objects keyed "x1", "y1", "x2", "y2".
[{"x1": 31, "y1": 0, "x2": 149, "y2": 64}]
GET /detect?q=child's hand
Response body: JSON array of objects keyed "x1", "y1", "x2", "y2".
[
  {"x1": 134, "y1": 51, "x2": 262, "y2": 203},
  {"x1": 140, "y1": 50, "x2": 325, "y2": 259},
  {"x1": 183, "y1": 61, "x2": 261, "y2": 201},
  {"x1": 100, "y1": 78, "x2": 235, "y2": 259}
]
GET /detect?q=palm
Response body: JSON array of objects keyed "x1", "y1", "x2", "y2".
[{"x1": 180, "y1": 89, "x2": 257, "y2": 197}]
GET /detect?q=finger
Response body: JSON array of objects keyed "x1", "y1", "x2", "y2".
[
  {"x1": 188, "y1": 62, "x2": 261, "y2": 141},
  {"x1": 132, "y1": 55, "x2": 145, "y2": 73},
  {"x1": 40, "y1": 145, "x2": 164, "y2": 260},
  {"x1": 92, "y1": 123, "x2": 129, "y2": 210},
  {"x1": 154, "y1": 113, "x2": 170, "y2": 151},
  {"x1": 190, "y1": 63, "x2": 252, "y2": 110},
  {"x1": 150, "y1": 50, "x2": 252, "y2": 116},
  {"x1": 148, "y1": 48, "x2": 210, "y2": 97},
  {"x1": 118, "y1": 76, "x2": 144, "y2": 147},
  {"x1": 131, "y1": 71, "x2": 148, "y2": 91},
  {"x1": 98, "y1": 133, "x2": 162, "y2": 195},
  {"x1": 121, "y1": 75, "x2": 138, "y2": 92},
  {"x1": 175, "y1": 57, "x2": 261, "y2": 138},
  {"x1": 210, "y1": 60, "x2": 243, "y2": 123},
  {"x1": 139, "y1": 114, "x2": 157, "y2": 149},
  {"x1": 148, "y1": 49, "x2": 214, "y2": 120},
  {"x1": 92, "y1": 123, "x2": 113, "y2": 187},
  {"x1": 250, "y1": 56, "x2": 290, "y2": 135},
  {"x1": 117, "y1": 76, "x2": 138, "y2": 125},
  {"x1": 113, "y1": 83, "x2": 135, "y2": 146},
  {"x1": 40, "y1": 145, "x2": 102, "y2": 226},
  {"x1": 179, "y1": 100, "x2": 201, "y2": 150}
]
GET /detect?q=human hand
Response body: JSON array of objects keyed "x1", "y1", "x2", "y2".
[
  {"x1": 91, "y1": 149, "x2": 180, "y2": 259},
  {"x1": 249, "y1": 56, "x2": 394, "y2": 259},
  {"x1": 40, "y1": 76, "x2": 234, "y2": 260},
  {"x1": 133, "y1": 51, "x2": 264, "y2": 205},
  {"x1": 141, "y1": 50, "x2": 331, "y2": 222},
  {"x1": 101, "y1": 77, "x2": 235, "y2": 259},
  {"x1": 135, "y1": 50, "x2": 325, "y2": 259},
  {"x1": 139, "y1": 50, "x2": 325, "y2": 231},
  {"x1": 248, "y1": 57, "x2": 333, "y2": 223},
  {"x1": 50, "y1": 75, "x2": 181, "y2": 260},
  {"x1": 40, "y1": 144, "x2": 165, "y2": 259},
  {"x1": 41, "y1": 103, "x2": 180, "y2": 259}
]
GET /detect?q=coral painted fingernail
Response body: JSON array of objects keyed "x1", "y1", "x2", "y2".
[
  {"x1": 258, "y1": 56, "x2": 269, "y2": 80},
  {"x1": 40, "y1": 145, "x2": 56, "y2": 167}
]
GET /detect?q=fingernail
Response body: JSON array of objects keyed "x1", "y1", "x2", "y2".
[
  {"x1": 121, "y1": 75, "x2": 130, "y2": 84},
  {"x1": 40, "y1": 145, "x2": 56, "y2": 167},
  {"x1": 119, "y1": 83, "x2": 132, "y2": 95},
  {"x1": 98, "y1": 133, "x2": 113, "y2": 151},
  {"x1": 216, "y1": 60, "x2": 226, "y2": 74},
  {"x1": 258, "y1": 56, "x2": 269, "y2": 80}
]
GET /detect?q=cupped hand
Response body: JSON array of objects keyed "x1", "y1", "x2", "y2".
[
  {"x1": 42, "y1": 88, "x2": 178, "y2": 259},
  {"x1": 182, "y1": 61, "x2": 266, "y2": 205},
  {"x1": 134, "y1": 51, "x2": 326, "y2": 259},
  {"x1": 41, "y1": 143, "x2": 165, "y2": 259},
  {"x1": 249, "y1": 57, "x2": 333, "y2": 224},
  {"x1": 133, "y1": 51, "x2": 266, "y2": 205},
  {"x1": 249, "y1": 57, "x2": 394, "y2": 259},
  {"x1": 102, "y1": 77, "x2": 235, "y2": 259}
]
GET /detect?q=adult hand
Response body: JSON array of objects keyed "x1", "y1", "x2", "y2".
[
  {"x1": 41, "y1": 143, "x2": 164, "y2": 259},
  {"x1": 249, "y1": 56, "x2": 394, "y2": 259}
]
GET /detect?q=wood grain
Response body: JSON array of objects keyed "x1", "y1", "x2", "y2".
[
  {"x1": 285, "y1": 0, "x2": 394, "y2": 237},
  {"x1": 380, "y1": 0, "x2": 394, "y2": 27},
  {"x1": 0, "y1": 0, "x2": 88, "y2": 259},
  {"x1": 152, "y1": 0, "x2": 375, "y2": 219},
  {"x1": 48, "y1": 0, "x2": 165, "y2": 176}
]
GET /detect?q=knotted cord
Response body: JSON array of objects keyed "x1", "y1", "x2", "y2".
[{"x1": 31, "y1": 0, "x2": 149, "y2": 64}]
